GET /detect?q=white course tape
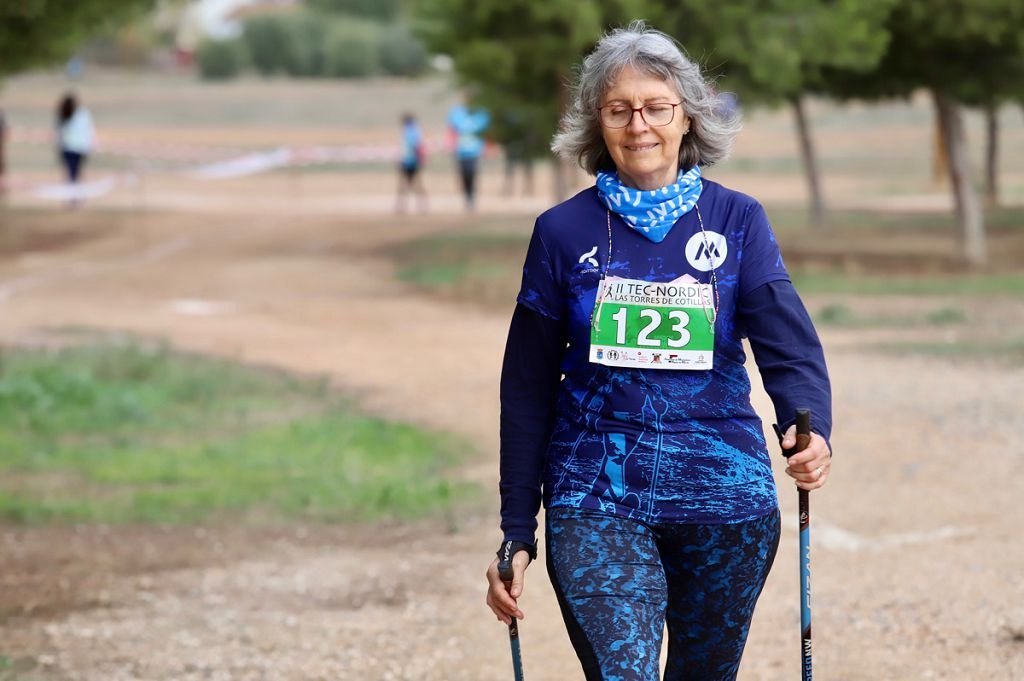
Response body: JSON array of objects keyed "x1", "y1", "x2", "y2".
[
  {"x1": 31, "y1": 176, "x2": 119, "y2": 201},
  {"x1": 11, "y1": 126, "x2": 500, "y2": 180},
  {"x1": 168, "y1": 298, "x2": 238, "y2": 316},
  {"x1": 189, "y1": 147, "x2": 292, "y2": 179}
]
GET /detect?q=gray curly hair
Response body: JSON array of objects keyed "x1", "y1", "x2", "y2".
[{"x1": 552, "y1": 21, "x2": 740, "y2": 175}]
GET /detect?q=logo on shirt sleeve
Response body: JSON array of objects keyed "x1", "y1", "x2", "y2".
[{"x1": 684, "y1": 231, "x2": 728, "y2": 272}]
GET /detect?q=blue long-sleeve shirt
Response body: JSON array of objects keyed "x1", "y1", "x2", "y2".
[{"x1": 499, "y1": 183, "x2": 832, "y2": 546}]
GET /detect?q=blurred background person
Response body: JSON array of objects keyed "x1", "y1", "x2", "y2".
[
  {"x1": 56, "y1": 92, "x2": 95, "y2": 204},
  {"x1": 0, "y1": 108, "x2": 6, "y2": 195},
  {"x1": 447, "y1": 97, "x2": 490, "y2": 211},
  {"x1": 396, "y1": 112, "x2": 428, "y2": 213}
]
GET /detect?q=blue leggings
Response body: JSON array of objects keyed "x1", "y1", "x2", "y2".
[{"x1": 545, "y1": 507, "x2": 781, "y2": 681}]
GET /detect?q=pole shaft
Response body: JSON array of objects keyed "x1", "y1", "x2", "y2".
[
  {"x1": 795, "y1": 409, "x2": 813, "y2": 681},
  {"x1": 799, "y1": 489, "x2": 812, "y2": 680},
  {"x1": 508, "y1": 620, "x2": 525, "y2": 681},
  {"x1": 499, "y1": 561, "x2": 526, "y2": 680}
]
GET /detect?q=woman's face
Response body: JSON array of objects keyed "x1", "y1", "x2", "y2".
[{"x1": 600, "y1": 65, "x2": 689, "y2": 191}]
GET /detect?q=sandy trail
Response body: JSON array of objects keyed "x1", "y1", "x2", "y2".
[{"x1": 1, "y1": 190, "x2": 1022, "y2": 680}]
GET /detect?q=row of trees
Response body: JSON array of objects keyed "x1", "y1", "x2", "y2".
[
  {"x1": 0, "y1": 1, "x2": 428, "y2": 83},
  {"x1": 0, "y1": 0, "x2": 156, "y2": 81},
  {"x1": 416, "y1": 0, "x2": 1024, "y2": 266},
  {"x1": 4, "y1": 1, "x2": 1020, "y2": 265},
  {"x1": 198, "y1": 12, "x2": 428, "y2": 80}
]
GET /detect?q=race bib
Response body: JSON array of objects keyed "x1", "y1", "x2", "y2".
[{"x1": 589, "y1": 275, "x2": 715, "y2": 370}]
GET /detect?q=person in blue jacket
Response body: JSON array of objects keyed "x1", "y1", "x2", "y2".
[
  {"x1": 396, "y1": 113, "x2": 427, "y2": 213},
  {"x1": 447, "y1": 99, "x2": 490, "y2": 211},
  {"x1": 485, "y1": 22, "x2": 833, "y2": 681}
]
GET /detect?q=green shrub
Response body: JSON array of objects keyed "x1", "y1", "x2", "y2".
[
  {"x1": 281, "y1": 12, "x2": 329, "y2": 76},
  {"x1": 196, "y1": 38, "x2": 248, "y2": 80},
  {"x1": 236, "y1": 10, "x2": 432, "y2": 80},
  {"x1": 378, "y1": 23, "x2": 429, "y2": 76},
  {"x1": 324, "y1": 20, "x2": 380, "y2": 78},
  {"x1": 307, "y1": 0, "x2": 400, "y2": 21},
  {"x1": 242, "y1": 13, "x2": 294, "y2": 75},
  {"x1": 242, "y1": 12, "x2": 333, "y2": 77}
]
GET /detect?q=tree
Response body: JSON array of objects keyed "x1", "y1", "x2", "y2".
[
  {"x1": 648, "y1": 0, "x2": 897, "y2": 230},
  {"x1": 414, "y1": 0, "x2": 645, "y2": 200},
  {"x1": 949, "y1": 41, "x2": 1024, "y2": 210},
  {"x1": 0, "y1": 0, "x2": 156, "y2": 80},
  {"x1": 819, "y1": 0, "x2": 1024, "y2": 266}
]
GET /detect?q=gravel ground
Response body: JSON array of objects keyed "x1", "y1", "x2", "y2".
[{"x1": 1, "y1": 179, "x2": 1022, "y2": 680}]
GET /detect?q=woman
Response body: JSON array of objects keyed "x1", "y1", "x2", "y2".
[
  {"x1": 56, "y1": 93, "x2": 94, "y2": 188},
  {"x1": 485, "y1": 22, "x2": 832, "y2": 681}
]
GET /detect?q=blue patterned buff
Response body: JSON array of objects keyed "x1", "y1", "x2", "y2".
[{"x1": 595, "y1": 165, "x2": 703, "y2": 243}]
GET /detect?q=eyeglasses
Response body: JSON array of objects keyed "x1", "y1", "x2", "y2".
[{"x1": 597, "y1": 102, "x2": 683, "y2": 129}]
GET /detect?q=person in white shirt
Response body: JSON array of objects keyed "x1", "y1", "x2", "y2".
[{"x1": 56, "y1": 93, "x2": 95, "y2": 186}]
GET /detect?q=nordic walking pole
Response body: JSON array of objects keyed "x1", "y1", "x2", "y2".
[
  {"x1": 497, "y1": 552, "x2": 526, "y2": 681},
  {"x1": 774, "y1": 408, "x2": 813, "y2": 681}
]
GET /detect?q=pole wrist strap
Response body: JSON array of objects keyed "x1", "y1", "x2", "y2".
[{"x1": 497, "y1": 540, "x2": 537, "y2": 564}]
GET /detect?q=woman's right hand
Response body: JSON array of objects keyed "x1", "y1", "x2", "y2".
[{"x1": 485, "y1": 551, "x2": 532, "y2": 625}]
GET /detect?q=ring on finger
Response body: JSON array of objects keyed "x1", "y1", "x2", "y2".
[{"x1": 816, "y1": 466, "x2": 825, "y2": 479}]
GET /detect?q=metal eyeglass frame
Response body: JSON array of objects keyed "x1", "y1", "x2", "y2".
[{"x1": 596, "y1": 102, "x2": 683, "y2": 129}]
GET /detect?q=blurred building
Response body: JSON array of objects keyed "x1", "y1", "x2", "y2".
[{"x1": 160, "y1": 0, "x2": 298, "y2": 66}]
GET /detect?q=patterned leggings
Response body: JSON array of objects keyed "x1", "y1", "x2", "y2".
[{"x1": 545, "y1": 507, "x2": 781, "y2": 681}]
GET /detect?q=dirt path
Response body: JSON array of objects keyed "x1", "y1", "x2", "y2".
[{"x1": 1, "y1": 199, "x2": 1023, "y2": 680}]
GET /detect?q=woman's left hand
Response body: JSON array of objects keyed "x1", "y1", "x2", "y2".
[{"x1": 780, "y1": 426, "x2": 832, "y2": 491}]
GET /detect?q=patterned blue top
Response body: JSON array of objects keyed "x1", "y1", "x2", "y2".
[{"x1": 517, "y1": 180, "x2": 791, "y2": 528}]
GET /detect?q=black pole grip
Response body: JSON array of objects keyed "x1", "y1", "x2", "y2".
[
  {"x1": 773, "y1": 408, "x2": 812, "y2": 459},
  {"x1": 795, "y1": 408, "x2": 811, "y2": 436},
  {"x1": 795, "y1": 408, "x2": 812, "y2": 454}
]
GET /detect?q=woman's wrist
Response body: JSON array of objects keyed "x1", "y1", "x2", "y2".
[{"x1": 497, "y1": 539, "x2": 537, "y2": 563}]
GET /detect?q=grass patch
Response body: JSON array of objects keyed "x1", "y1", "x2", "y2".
[
  {"x1": 793, "y1": 272, "x2": 1024, "y2": 297},
  {"x1": 924, "y1": 306, "x2": 967, "y2": 325},
  {"x1": 872, "y1": 337, "x2": 1024, "y2": 362},
  {"x1": 399, "y1": 260, "x2": 511, "y2": 287},
  {"x1": 815, "y1": 303, "x2": 859, "y2": 327},
  {"x1": 814, "y1": 303, "x2": 968, "y2": 328},
  {"x1": 0, "y1": 340, "x2": 475, "y2": 525},
  {"x1": 0, "y1": 654, "x2": 46, "y2": 681},
  {"x1": 390, "y1": 231, "x2": 527, "y2": 307},
  {"x1": 765, "y1": 205, "x2": 1024, "y2": 235}
]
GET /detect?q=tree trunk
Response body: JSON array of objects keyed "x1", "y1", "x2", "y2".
[
  {"x1": 932, "y1": 90, "x2": 986, "y2": 267},
  {"x1": 984, "y1": 102, "x2": 999, "y2": 209},
  {"x1": 932, "y1": 117, "x2": 949, "y2": 188},
  {"x1": 790, "y1": 96, "x2": 825, "y2": 229}
]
